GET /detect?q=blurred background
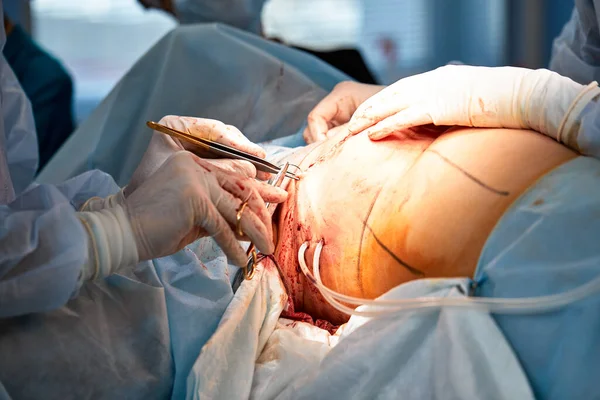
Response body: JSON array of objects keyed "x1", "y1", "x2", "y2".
[{"x1": 4, "y1": 0, "x2": 574, "y2": 126}]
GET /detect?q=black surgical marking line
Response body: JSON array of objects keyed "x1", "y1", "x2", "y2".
[
  {"x1": 356, "y1": 147, "x2": 423, "y2": 285},
  {"x1": 362, "y1": 222, "x2": 425, "y2": 277},
  {"x1": 427, "y1": 149, "x2": 510, "y2": 196},
  {"x1": 357, "y1": 187, "x2": 384, "y2": 287}
]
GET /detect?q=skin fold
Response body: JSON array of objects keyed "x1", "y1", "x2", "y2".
[{"x1": 272, "y1": 125, "x2": 577, "y2": 324}]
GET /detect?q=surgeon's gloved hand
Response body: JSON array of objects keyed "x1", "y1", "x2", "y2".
[
  {"x1": 126, "y1": 115, "x2": 270, "y2": 197},
  {"x1": 348, "y1": 66, "x2": 600, "y2": 150},
  {"x1": 303, "y1": 81, "x2": 385, "y2": 144},
  {"x1": 79, "y1": 190, "x2": 126, "y2": 212},
  {"x1": 78, "y1": 151, "x2": 288, "y2": 281}
]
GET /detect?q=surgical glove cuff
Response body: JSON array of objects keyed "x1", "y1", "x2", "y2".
[
  {"x1": 79, "y1": 190, "x2": 126, "y2": 211},
  {"x1": 77, "y1": 205, "x2": 139, "y2": 281},
  {"x1": 557, "y1": 82, "x2": 600, "y2": 151},
  {"x1": 522, "y1": 69, "x2": 586, "y2": 140}
]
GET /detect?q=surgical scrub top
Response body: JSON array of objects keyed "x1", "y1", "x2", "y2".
[{"x1": 3, "y1": 24, "x2": 75, "y2": 171}]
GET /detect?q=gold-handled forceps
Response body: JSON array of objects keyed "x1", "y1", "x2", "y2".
[{"x1": 146, "y1": 121, "x2": 299, "y2": 180}]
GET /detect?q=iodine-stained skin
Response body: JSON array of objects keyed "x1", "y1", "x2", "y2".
[{"x1": 272, "y1": 125, "x2": 577, "y2": 324}]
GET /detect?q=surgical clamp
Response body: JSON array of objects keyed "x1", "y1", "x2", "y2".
[
  {"x1": 242, "y1": 161, "x2": 291, "y2": 280},
  {"x1": 146, "y1": 121, "x2": 299, "y2": 180}
]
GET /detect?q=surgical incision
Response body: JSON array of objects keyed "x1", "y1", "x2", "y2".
[{"x1": 270, "y1": 124, "x2": 577, "y2": 325}]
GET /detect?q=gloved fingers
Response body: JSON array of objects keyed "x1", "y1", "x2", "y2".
[
  {"x1": 161, "y1": 115, "x2": 267, "y2": 158},
  {"x1": 219, "y1": 124, "x2": 267, "y2": 159},
  {"x1": 127, "y1": 132, "x2": 185, "y2": 196},
  {"x1": 195, "y1": 197, "x2": 249, "y2": 267},
  {"x1": 150, "y1": 131, "x2": 186, "y2": 152},
  {"x1": 158, "y1": 115, "x2": 217, "y2": 157},
  {"x1": 303, "y1": 124, "x2": 327, "y2": 145},
  {"x1": 219, "y1": 175, "x2": 288, "y2": 238},
  {"x1": 202, "y1": 157, "x2": 271, "y2": 181},
  {"x1": 257, "y1": 171, "x2": 272, "y2": 181},
  {"x1": 305, "y1": 84, "x2": 365, "y2": 144},
  {"x1": 324, "y1": 123, "x2": 351, "y2": 141},
  {"x1": 213, "y1": 189, "x2": 275, "y2": 254},
  {"x1": 348, "y1": 101, "x2": 403, "y2": 135},
  {"x1": 347, "y1": 81, "x2": 415, "y2": 134},
  {"x1": 204, "y1": 156, "x2": 287, "y2": 204},
  {"x1": 305, "y1": 101, "x2": 338, "y2": 144},
  {"x1": 251, "y1": 179, "x2": 288, "y2": 203},
  {"x1": 220, "y1": 177, "x2": 273, "y2": 238},
  {"x1": 194, "y1": 157, "x2": 275, "y2": 253},
  {"x1": 160, "y1": 115, "x2": 271, "y2": 179},
  {"x1": 203, "y1": 159, "x2": 257, "y2": 177},
  {"x1": 364, "y1": 108, "x2": 434, "y2": 140}
]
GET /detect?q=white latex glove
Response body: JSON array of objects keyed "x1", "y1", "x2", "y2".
[
  {"x1": 348, "y1": 66, "x2": 600, "y2": 151},
  {"x1": 79, "y1": 190, "x2": 126, "y2": 212},
  {"x1": 84, "y1": 116, "x2": 266, "y2": 211},
  {"x1": 126, "y1": 115, "x2": 270, "y2": 197},
  {"x1": 81, "y1": 160, "x2": 258, "y2": 212},
  {"x1": 303, "y1": 81, "x2": 384, "y2": 144},
  {"x1": 77, "y1": 151, "x2": 288, "y2": 281}
]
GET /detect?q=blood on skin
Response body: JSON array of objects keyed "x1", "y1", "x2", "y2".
[
  {"x1": 267, "y1": 123, "x2": 581, "y2": 330},
  {"x1": 306, "y1": 132, "x2": 353, "y2": 171},
  {"x1": 268, "y1": 142, "x2": 354, "y2": 329},
  {"x1": 270, "y1": 127, "x2": 412, "y2": 324}
]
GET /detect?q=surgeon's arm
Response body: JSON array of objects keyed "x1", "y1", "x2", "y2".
[
  {"x1": 1, "y1": 155, "x2": 286, "y2": 318},
  {"x1": 0, "y1": 186, "x2": 89, "y2": 318},
  {"x1": 0, "y1": 168, "x2": 128, "y2": 318},
  {"x1": 573, "y1": 98, "x2": 600, "y2": 158},
  {"x1": 348, "y1": 66, "x2": 600, "y2": 158}
]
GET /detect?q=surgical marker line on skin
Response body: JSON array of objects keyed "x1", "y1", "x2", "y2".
[
  {"x1": 427, "y1": 149, "x2": 510, "y2": 196},
  {"x1": 362, "y1": 221, "x2": 425, "y2": 277},
  {"x1": 357, "y1": 187, "x2": 384, "y2": 288}
]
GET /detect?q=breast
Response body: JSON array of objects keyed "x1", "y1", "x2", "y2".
[{"x1": 274, "y1": 127, "x2": 577, "y2": 324}]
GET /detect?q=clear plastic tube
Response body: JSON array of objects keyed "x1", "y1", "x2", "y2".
[{"x1": 297, "y1": 241, "x2": 600, "y2": 318}]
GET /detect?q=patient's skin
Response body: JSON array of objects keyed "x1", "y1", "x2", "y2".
[{"x1": 271, "y1": 125, "x2": 577, "y2": 324}]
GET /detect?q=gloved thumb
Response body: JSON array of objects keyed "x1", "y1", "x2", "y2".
[{"x1": 164, "y1": 115, "x2": 267, "y2": 159}]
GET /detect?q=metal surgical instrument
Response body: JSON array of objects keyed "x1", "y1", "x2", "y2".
[
  {"x1": 146, "y1": 121, "x2": 299, "y2": 180},
  {"x1": 242, "y1": 161, "x2": 291, "y2": 280}
]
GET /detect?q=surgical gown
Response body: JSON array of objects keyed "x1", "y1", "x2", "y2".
[
  {"x1": 1, "y1": 23, "x2": 347, "y2": 400},
  {"x1": 0, "y1": 9, "x2": 94, "y2": 319},
  {"x1": 549, "y1": 0, "x2": 600, "y2": 158},
  {"x1": 3, "y1": 24, "x2": 75, "y2": 171},
  {"x1": 550, "y1": 0, "x2": 600, "y2": 85},
  {"x1": 38, "y1": 24, "x2": 348, "y2": 186},
  {"x1": 5, "y1": 11, "x2": 600, "y2": 400}
]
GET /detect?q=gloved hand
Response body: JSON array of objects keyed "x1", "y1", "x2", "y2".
[
  {"x1": 126, "y1": 115, "x2": 270, "y2": 197},
  {"x1": 79, "y1": 190, "x2": 126, "y2": 212},
  {"x1": 83, "y1": 115, "x2": 267, "y2": 212},
  {"x1": 303, "y1": 81, "x2": 384, "y2": 144},
  {"x1": 348, "y1": 65, "x2": 600, "y2": 150},
  {"x1": 77, "y1": 151, "x2": 288, "y2": 281}
]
